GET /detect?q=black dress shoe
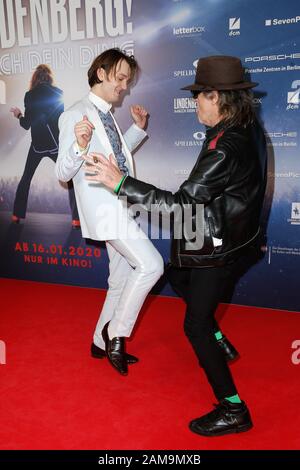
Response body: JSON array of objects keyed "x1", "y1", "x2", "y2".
[
  {"x1": 217, "y1": 336, "x2": 239, "y2": 362},
  {"x1": 189, "y1": 399, "x2": 253, "y2": 437},
  {"x1": 102, "y1": 323, "x2": 128, "y2": 376},
  {"x1": 91, "y1": 343, "x2": 138, "y2": 364}
]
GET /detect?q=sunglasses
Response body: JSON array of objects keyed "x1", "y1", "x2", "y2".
[{"x1": 191, "y1": 90, "x2": 201, "y2": 99}]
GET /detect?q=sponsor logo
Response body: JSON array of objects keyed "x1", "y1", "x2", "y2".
[
  {"x1": 174, "y1": 97, "x2": 196, "y2": 113},
  {"x1": 268, "y1": 171, "x2": 300, "y2": 178},
  {"x1": 174, "y1": 59, "x2": 197, "y2": 78},
  {"x1": 287, "y1": 80, "x2": 300, "y2": 103},
  {"x1": 229, "y1": 17, "x2": 240, "y2": 36},
  {"x1": 291, "y1": 202, "x2": 300, "y2": 220},
  {"x1": 245, "y1": 53, "x2": 300, "y2": 63},
  {"x1": 288, "y1": 202, "x2": 300, "y2": 225},
  {"x1": 266, "y1": 130, "x2": 298, "y2": 148},
  {"x1": 287, "y1": 80, "x2": 300, "y2": 110},
  {"x1": 266, "y1": 132, "x2": 297, "y2": 138},
  {"x1": 174, "y1": 69, "x2": 196, "y2": 78},
  {"x1": 253, "y1": 97, "x2": 262, "y2": 107},
  {"x1": 265, "y1": 16, "x2": 300, "y2": 27},
  {"x1": 193, "y1": 131, "x2": 206, "y2": 140},
  {"x1": 173, "y1": 25, "x2": 205, "y2": 36},
  {"x1": 0, "y1": 80, "x2": 6, "y2": 104},
  {"x1": 175, "y1": 131, "x2": 205, "y2": 147}
]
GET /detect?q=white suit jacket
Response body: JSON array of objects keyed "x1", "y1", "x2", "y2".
[{"x1": 55, "y1": 93, "x2": 147, "y2": 241}]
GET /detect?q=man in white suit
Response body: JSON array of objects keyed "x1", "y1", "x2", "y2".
[{"x1": 56, "y1": 49, "x2": 164, "y2": 376}]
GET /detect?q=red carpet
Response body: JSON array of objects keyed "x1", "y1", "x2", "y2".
[{"x1": 0, "y1": 278, "x2": 299, "y2": 450}]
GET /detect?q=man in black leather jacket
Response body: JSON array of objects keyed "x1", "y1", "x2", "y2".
[{"x1": 83, "y1": 56, "x2": 267, "y2": 437}]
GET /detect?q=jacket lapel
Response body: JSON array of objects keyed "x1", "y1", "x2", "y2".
[{"x1": 81, "y1": 96, "x2": 133, "y2": 174}]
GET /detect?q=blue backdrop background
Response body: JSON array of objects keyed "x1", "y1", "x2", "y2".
[{"x1": 0, "y1": 0, "x2": 299, "y2": 311}]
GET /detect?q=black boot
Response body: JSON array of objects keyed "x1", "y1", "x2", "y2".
[
  {"x1": 189, "y1": 399, "x2": 253, "y2": 437},
  {"x1": 102, "y1": 322, "x2": 128, "y2": 376},
  {"x1": 217, "y1": 336, "x2": 239, "y2": 362},
  {"x1": 91, "y1": 343, "x2": 138, "y2": 364}
]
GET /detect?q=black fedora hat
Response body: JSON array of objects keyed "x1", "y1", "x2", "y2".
[{"x1": 181, "y1": 55, "x2": 258, "y2": 91}]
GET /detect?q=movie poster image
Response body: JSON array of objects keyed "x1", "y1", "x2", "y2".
[{"x1": 0, "y1": 0, "x2": 299, "y2": 310}]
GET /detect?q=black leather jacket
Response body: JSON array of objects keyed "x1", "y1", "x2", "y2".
[
  {"x1": 19, "y1": 83, "x2": 63, "y2": 152},
  {"x1": 119, "y1": 119, "x2": 267, "y2": 268}
]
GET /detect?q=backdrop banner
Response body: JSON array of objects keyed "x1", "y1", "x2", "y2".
[{"x1": 0, "y1": 0, "x2": 299, "y2": 311}]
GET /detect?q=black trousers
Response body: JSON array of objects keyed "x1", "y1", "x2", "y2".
[
  {"x1": 168, "y1": 264, "x2": 238, "y2": 400},
  {"x1": 13, "y1": 144, "x2": 78, "y2": 220}
]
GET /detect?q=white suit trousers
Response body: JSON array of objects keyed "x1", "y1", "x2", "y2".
[{"x1": 93, "y1": 230, "x2": 164, "y2": 348}]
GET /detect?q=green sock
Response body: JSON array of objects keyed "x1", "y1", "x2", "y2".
[
  {"x1": 215, "y1": 331, "x2": 223, "y2": 341},
  {"x1": 225, "y1": 394, "x2": 242, "y2": 404}
]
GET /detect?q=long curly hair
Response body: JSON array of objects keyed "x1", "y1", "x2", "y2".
[{"x1": 30, "y1": 64, "x2": 53, "y2": 90}]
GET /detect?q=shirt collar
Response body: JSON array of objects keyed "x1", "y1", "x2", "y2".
[
  {"x1": 88, "y1": 91, "x2": 112, "y2": 114},
  {"x1": 206, "y1": 119, "x2": 227, "y2": 139}
]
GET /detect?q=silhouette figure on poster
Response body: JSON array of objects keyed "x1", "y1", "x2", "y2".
[{"x1": 10, "y1": 64, "x2": 80, "y2": 228}]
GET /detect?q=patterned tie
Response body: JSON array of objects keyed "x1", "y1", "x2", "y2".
[{"x1": 97, "y1": 108, "x2": 129, "y2": 175}]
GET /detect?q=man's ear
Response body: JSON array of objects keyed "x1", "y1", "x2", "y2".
[
  {"x1": 211, "y1": 90, "x2": 219, "y2": 105},
  {"x1": 97, "y1": 67, "x2": 106, "y2": 83}
]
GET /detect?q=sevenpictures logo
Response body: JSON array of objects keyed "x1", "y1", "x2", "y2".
[
  {"x1": 229, "y1": 17, "x2": 240, "y2": 36},
  {"x1": 175, "y1": 131, "x2": 205, "y2": 147},
  {"x1": 287, "y1": 80, "x2": 300, "y2": 110},
  {"x1": 265, "y1": 16, "x2": 300, "y2": 27},
  {"x1": 269, "y1": 171, "x2": 300, "y2": 178}
]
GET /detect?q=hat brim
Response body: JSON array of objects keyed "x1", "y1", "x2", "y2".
[{"x1": 181, "y1": 81, "x2": 258, "y2": 91}]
